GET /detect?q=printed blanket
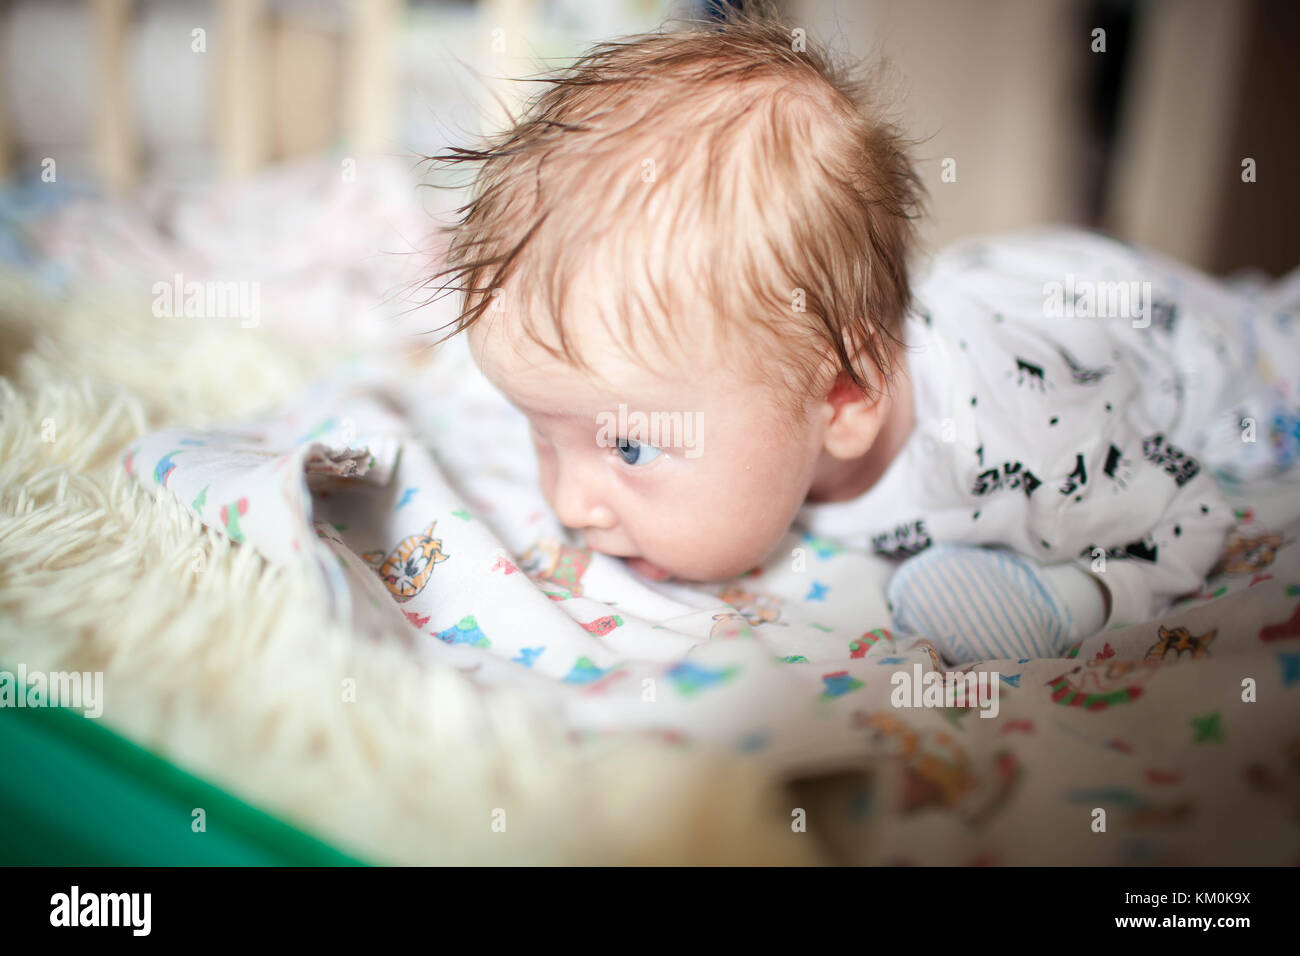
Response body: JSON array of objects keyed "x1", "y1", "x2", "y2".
[{"x1": 124, "y1": 334, "x2": 1300, "y2": 865}]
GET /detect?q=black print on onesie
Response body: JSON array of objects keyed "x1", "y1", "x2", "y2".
[
  {"x1": 1059, "y1": 454, "x2": 1088, "y2": 495},
  {"x1": 1055, "y1": 345, "x2": 1112, "y2": 386},
  {"x1": 871, "y1": 518, "x2": 932, "y2": 559},
  {"x1": 1101, "y1": 443, "x2": 1135, "y2": 489},
  {"x1": 1010, "y1": 357, "x2": 1048, "y2": 391},
  {"x1": 972, "y1": 461, "x2": 1043, "y2": 498},
  {"x1": 1080, "y1": 535, "x2": 1159, "y2": 564},
  {"x1": 1141, "y1": 433, "x2": 1200, "y2": 486},
  {"x1": 1150, "y1": 300, "x2": 1178, "y2": 334}
]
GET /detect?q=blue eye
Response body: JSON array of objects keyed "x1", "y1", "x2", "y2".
[{"x1": 616, "y1": 438, "x2": 662, "y2": 466}]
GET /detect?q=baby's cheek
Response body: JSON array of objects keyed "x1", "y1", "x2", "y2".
[
  {"x1": 713, "y1": 459, "x2": 819, "y2": 568},
  {"x1": 648, "y1": 475, "x2": 799, "y2": 579},
  {"x1": 532, "y1": 442, "x2": 557, "y2": 497}
]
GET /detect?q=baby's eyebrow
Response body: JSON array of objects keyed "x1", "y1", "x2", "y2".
[
  {"x1": 512, "y1": 394, "x2": 649, "y2": 420},
  {"x1": 518, "y1": 405, "x2": 605, "y2": 421}
]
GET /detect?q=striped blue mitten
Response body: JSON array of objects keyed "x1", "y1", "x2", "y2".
[{"x1": 885, "y1": 544, "x2": 1107, "y2": 663}]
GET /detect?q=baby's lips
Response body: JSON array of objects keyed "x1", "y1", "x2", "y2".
[{"x1": 626, "y1": 556, "x2": 673, "y2": 581}]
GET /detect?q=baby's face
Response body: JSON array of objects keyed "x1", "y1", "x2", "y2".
[{"x1": 468, "y1": 313, "x2": 829, "y2": 582}]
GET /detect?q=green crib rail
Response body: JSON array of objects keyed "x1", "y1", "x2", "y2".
[{"x1": 0, "y1": 702, "x2": 368, "y2": 866}]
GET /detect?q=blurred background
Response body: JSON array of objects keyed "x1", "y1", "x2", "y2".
[{"x1": 0, "y1": 0, "x2": 1295, "y2": 278}]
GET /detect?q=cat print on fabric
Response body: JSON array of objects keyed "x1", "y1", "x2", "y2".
[
  {"x1": 362, "y1": 520, "x2": 449, "y2": 602},
  {"x1": 717, "y1": 584, "x2": 783, "y2": 627},
  {"x1": 853, "y1": 711, "x2": 1021, "y2": 825},
  {"x1": 856, "y1": 711, "x2": 975, "y2": 811},
  {"x1": 1146, "y1": 625, "x2": 1217, "y2": 661},
  {"x1": 709, "y1": 584, "x2": 784, "y2": 639},
  {"x1": 1214, "y1": 529, "x2": 1286, "y2": 576},
  {"x1": 521, "y1": 538, "x2": 591, "y2": 599}
]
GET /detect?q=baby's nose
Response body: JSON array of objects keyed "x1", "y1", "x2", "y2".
[{"x1": 550, "y1": 471, "x2": 617, "y2": 532}]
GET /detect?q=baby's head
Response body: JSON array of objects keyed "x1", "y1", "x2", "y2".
[{"x1": 433, "y1": 9, "x2": 923, "y2": 582}]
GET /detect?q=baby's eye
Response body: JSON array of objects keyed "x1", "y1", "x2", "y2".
[{"x1": 616, "y1": 438, "x2": 662, "y2": 466}]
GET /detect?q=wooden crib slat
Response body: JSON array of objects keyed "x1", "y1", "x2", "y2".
[
  {"x1": 342, "y1": 0, "x2": 400, "y2": 157},
  {"x1": 92, "y1": 0, "x2": 137, "y2": 193},
  {"x1": 216, "y1": 0, "x2": 270, "y2": 178},
  {"x1": 0, "y1": 9, "x2": 9, "y2": 184}
]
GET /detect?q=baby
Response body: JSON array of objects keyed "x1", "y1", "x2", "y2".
[{"x1": 430, "y1": 11, "x2": 1298, "y2": 662}]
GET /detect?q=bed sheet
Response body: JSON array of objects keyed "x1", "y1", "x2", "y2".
[{"x1": 122, "y1": 332, "x2": 1300, "y2": 864}]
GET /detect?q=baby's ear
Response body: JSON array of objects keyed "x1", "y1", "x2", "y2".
[{"x1": 821, "y1": 371, "x2": 887, "y2": 460}]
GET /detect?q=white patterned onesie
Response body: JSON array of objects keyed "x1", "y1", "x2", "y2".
[{"x1": 798, "y1": 228, "x2": 1300, "y2": 661}]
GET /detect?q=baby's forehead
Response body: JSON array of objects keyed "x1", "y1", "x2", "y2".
[
  {"x1": 469, "y1": 302, "x2": 703, "y2": 408},
  {"x1": 465, "y1": 292, "x2": 796, "y2": 429}
]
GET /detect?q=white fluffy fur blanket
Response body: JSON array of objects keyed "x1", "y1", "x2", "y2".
[{"x1": 0, "y1": 271, "x2": 818, "y2": 865}]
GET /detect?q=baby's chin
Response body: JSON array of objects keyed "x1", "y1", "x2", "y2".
[
  {"x1": 624, "y1": 556, "x2": 675, "y2": 581},
  {"x1": 623, "y1": 550, "x2": 766, "y2": 584}
]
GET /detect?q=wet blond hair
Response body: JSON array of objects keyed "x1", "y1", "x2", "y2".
[{"x1": 425, "y1": 4, "x2": 924, "y2": 414}]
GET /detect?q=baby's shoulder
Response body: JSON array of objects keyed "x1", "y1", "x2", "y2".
[{"x1": 912, "y1": 229, "x2": 1168, "y2": 394}]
